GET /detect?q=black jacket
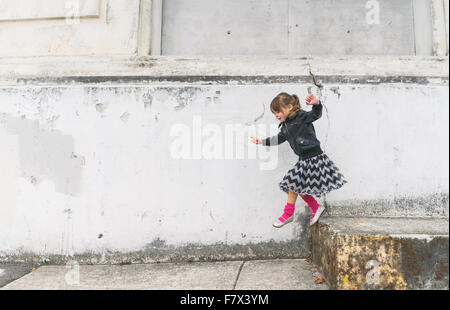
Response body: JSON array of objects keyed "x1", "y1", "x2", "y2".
[{"x1": 262, "y1": 102, "x2": 323, "y2": 160}]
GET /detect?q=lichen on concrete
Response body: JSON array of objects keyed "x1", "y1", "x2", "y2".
[{"x1": 311, "y1": 217, "x2": 449, "y2": 290}]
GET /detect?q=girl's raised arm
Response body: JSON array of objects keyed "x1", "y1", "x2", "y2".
[{"x1": 303, "y1": 94, "x2": 323, "y2": 123}]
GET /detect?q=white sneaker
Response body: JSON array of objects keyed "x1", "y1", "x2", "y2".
[
  {"x1": 273, "y1": 215, "x2": 294, "y2": 228},
  {"x1": 310, "y1": 205, "x2": 326, "y2": 226}
]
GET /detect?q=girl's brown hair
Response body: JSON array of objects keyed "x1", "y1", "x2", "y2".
[{"x1": 270, "y1": 92, "x2": 301, "y2": 120}]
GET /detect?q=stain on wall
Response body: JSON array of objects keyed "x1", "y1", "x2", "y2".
[{"x1": 0, "y1": 113, "x2": 84, "y2": 196}]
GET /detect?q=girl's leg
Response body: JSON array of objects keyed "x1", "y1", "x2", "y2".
[
  {"x1": 301, "y1": 195, "x2": 320, "y2": 215},
  {"x1": 288, "y1": 190, "x2": 299, "y2": 204},
  {"x1": 273, "y1": 191, "x2": 298, "y2": 228}
]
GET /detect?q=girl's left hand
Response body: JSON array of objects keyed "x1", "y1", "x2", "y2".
[
  {"x1": 250, "y1": 136, "x2": 262, "y2": 144},
  {"x1": 305, "y1": 94, "x2": 320, "y2": 105}
]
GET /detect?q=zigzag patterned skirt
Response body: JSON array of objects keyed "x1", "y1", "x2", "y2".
[{"x1": 279, "y1": 153, "x2": 347, "y2": 197}]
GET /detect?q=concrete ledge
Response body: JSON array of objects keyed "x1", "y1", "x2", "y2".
[
  {"x1": 311, "y1": 216, "x2": 449, "y2": 290},
  {"x1": 0, "y1": 55, "x2": 448, "y2": 86},
  {"x1": 325, "y1": 193, "x2": 449, "y2": 218}
]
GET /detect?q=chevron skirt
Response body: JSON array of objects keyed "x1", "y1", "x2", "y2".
[{"x1": 279, "y1": 153, "x2": 347, "y2": 197}]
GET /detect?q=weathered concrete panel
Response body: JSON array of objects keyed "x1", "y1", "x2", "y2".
[
  {"x1": 162, "y1": 0, "x2": 415, "y2": 56},
  {"x1": 162, "y1": 0, "x2": 289, "y2": 56},
  {"x1": 289, "y1": 0, "x2": 415, "y2": 55}
]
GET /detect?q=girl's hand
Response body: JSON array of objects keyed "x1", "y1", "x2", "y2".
[
  {"x1": 305, "y1": 94, "x2": 320, "y2": 105},
  {"x1": 250, "y1": 136, "x2": 262, "y2": 144}
]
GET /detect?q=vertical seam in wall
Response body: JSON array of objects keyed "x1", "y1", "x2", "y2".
[
  {"x1": 105, "y1": 0, "x2": 110, "y2": 24},
  {"x1": 232, "y1": 261, "x2": 246, "y2": 290},
  {"x1": 137, "y1": 0, "x2": 142, "y2": 55},
  {"x1": 160, "y1": 0, "x2": 164, "y2": 55},
  {"x1": 286, "y1": 0, "x2": 290, "y2": 57},
  {"x1": 411, "y1": 0, "x2": 417, "y2": 55}
]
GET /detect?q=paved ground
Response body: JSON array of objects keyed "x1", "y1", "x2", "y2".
[
  {"x1": 0, "y1": 263, "x2": 35, "y2": 288},
  {"x1": 1, "y1": 258, "x2": 328, "y2": 290}
]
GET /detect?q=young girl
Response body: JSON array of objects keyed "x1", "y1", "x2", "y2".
[{"x1": 251, "y1": 92, "x2": 347, "y2": 228}]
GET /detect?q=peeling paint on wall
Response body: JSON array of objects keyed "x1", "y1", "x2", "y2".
[
  {"x1": 142, "y1": 90, "x2": 153, "y2": 109},
  {"x1": 170, "y1": 87, "x2": 203, "y2": 111}
]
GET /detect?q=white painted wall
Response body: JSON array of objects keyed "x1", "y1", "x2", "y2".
[
  {"x1": 0, "y1": 81, "x2": 448, "y2": 257},
  {"x1": 0, "y1": 0, "x2": 140, "y2": 57},
  {"x1": 0, "y1": 0, "x2": 100, "y2": 21}
]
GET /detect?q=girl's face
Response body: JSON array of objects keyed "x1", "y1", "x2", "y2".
[{"x1": 273, "y1": 104, "x2": 292, "y2": 122}]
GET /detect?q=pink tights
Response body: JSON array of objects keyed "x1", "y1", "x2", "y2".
[
  {"x1": 301, "y1": 195, "x2": 319, "y2": 215},
  {"x1": 278, "y1": 203, "x2": 295, "y2": 223},
  {"x1": 279, "y1": 195, "x2": 320, "y2": 223}
]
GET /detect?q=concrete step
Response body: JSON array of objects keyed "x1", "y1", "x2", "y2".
[
  {"x1": 311, "y1": 216, "x2": 449, "y2": 290},
  {"x1": 324, "y1": 193, "x2": 449, "y2": 218}
]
